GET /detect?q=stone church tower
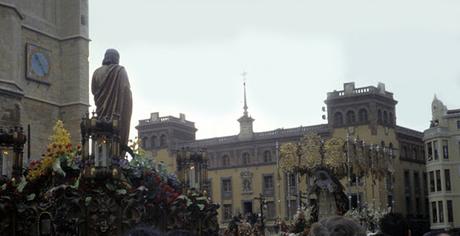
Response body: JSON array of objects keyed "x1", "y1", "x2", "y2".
[
  {"x1": 0, "y1": 1, "x2": 89, "y2": 157},
  {"x1": 325, "y1": 82, "x2": 397, "y2": 134}
]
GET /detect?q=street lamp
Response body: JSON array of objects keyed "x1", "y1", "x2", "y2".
[
  {"x1": 0, "y1": 126, "x2": 26, "y2": 178},
  {"x1": 80, "y1": 112, "x2": 121, "y2": 179},
  {"x1": 346, "y1": 132, "x2": 352, "y2": 210},
  {"x1": 254, "y1": 193, "x2": 267, "y2": 235},
  {"x1": 176, "y1": 147, "x2": 208, "y2": 192}
]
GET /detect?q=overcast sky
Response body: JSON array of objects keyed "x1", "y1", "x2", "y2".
[{"x1": 89, "y1": 0, "x2": 460, "y2": 140}]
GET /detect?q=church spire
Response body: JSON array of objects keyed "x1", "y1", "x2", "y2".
[
  {"x1": 242, "y1": 72, "x2": 248, "y2": 117},
  {"x1": 238, "y1": 71, "x2": 254, "y2": 140}
]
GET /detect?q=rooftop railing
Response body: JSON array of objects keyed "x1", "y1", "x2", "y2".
[
  {"x1": 138, "y1": 116, "x2": 195, "y2": 127},
  {"x1": 178, "y1": 124, "x2": 329, "y2": 147},
  {"x1": 254, "y1": 124, "x2": 328, "y2": 138},
  {"x1": 327, "y1": 86, "x2": 394, "y2": 99}
]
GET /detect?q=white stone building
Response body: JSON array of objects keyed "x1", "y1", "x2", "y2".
[{"x1": 424, "y1": 96, "x2": 460, "y2": 231}]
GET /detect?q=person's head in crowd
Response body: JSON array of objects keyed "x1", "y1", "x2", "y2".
[
  {"x1": 436, "y1": 232, "x2": 451, "y2": 236},
  {"x1": 124, "y1": 226, "x2": 161, "y2": 236},
  {"x1": 379, "y1": 213, "x2": 410, "y2": 236},
  {"x1": 166, "y1": 229, "x2": 195, "y2": 236},
  {"x1": 309, "y1": 216, "x2": 366, "y2": 236}
]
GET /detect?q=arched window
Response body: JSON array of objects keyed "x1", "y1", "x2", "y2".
[
  {"x1": 389, "y1": 143, "x2": 394, "y2": 158},
  {"x1": 142, "y1": 137, "x2": 148, "y2": 149},
  {"x1": 263, "y1": 150, "x2": 272, "y2": 163},
  {"x1": 358, "y1": 109, "x2": 368, "y2": 122},
  {"x1": 389, "y1": 112, "x2": 394, "y2": 125},
  {"x1": 346, "y1": 110, "x2": 356, "y2": 124},
  {"x1": 242, "y1": 152, "x2": 250, "y2": 165},
  {"x1": 151, "y1": 135, "x2": 157, "y2": 148},
  {"x1": 383, "y1": 111, "x2": 388, "y2": 124},
  {"x1": 222, "y1": 155, "x2": 230, "y2": 167},
  {"x1": 378, "y1": 110, "x2": 382, "y2": 123},
  {"x1": 160, "y1": 134, "x2": 167, "y2": 147},
  {"x1": 334, "y1": 112, "x2": 343, "y2": 126}
]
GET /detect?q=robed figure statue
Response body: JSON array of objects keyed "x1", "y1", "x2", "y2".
[{"x1": 91, "y1": 49, "x2": 133, "y2": 153}]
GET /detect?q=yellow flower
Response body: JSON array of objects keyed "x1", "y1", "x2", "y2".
[{"x1": 27, "y1": 120, "x2": 73, "y2": 181}]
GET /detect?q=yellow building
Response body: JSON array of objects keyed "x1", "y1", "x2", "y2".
[
  {"x1": 136, "y1": 82, "x2": 428, "y2": 228},
  {"x1": 424, "y1": 96, "x2": 460, "y2": 231}
]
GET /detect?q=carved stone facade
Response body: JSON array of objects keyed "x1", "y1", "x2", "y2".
[
  {"x1": 241, "y1": 169, "x2": 253, "y2": 194},
  {"x1": 0, "y1": 1, "x2": 89, "y2": 156}
]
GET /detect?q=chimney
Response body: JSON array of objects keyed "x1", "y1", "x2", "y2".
[
  {"x1": 150, "y1": 112, "x2": 159, "y2": 121},
  {"x1": 377, "y1": 82, "x2": 386, "y2": 94},
  {"x1": 343, "y1": 82, "x2": 355, "y2": 95},
  {"x1": 179, "y1": 113, "x2": 186, "y2": 122}
]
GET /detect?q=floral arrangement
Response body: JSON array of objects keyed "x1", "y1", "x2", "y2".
[
  {"x1": 344, "y1": 204, "x2": 390, "y2": 233},
  {"x1": 27, "y1": 120, "x2": 81, "y2": 182},
  {"x1": 0, "y1": 120, "x2": 219, "y2": 235}
]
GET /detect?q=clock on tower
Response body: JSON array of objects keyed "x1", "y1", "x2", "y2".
[{"x1": 26, "y1": 43, "x2": 51, "y2": 84}]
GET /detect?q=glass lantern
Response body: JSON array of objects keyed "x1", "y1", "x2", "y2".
[
  {"x1": 93, "y1": 137, "x2": 112, "y2": 167},
  {"x1": 0, "y1": 147, "x2": 14, "y2": 178}
]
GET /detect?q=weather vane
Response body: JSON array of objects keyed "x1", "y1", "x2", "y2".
[{"x1": 241, "y1": 71, "x2": 247, "y2": 84}]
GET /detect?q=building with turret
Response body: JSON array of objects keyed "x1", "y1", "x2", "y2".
[
  {"x1": 424, "y1": 96, "x2": 460, "y2": 231},
  {"x1": 136, "y1": 82, "x2": 429, "y2": 228}
]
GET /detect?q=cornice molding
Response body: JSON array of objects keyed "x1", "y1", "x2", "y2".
[
  {"x1": 0, "y1": 79, "x2": 24, "y2": 97},
  {"x1": 0, "y1": 2, "x2": 24, "y2": 20},
  {"x1": 22, "y1": 24, "x2": 90, "y2": 42},
  {"x1": 24, "y1": 95, "x2": 89, "y2": 108}
]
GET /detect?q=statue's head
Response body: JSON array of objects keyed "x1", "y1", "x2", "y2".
[{"x1": 102, "y1": 49, "x2": 120, "y2": 65}]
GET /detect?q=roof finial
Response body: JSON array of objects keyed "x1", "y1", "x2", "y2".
[{"x1": 241, "y1": 71, "x2": 248, "y2": 117}]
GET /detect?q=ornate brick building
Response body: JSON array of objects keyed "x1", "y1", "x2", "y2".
[{"x1": 137, "y1": 82, "x2": 428, "y2": 227}]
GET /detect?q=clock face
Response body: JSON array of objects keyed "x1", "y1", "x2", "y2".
[
  {"x1": 26, "y1": 43, "x2": 51, "y2": 84},
  {"x1": 31, "y1": 52, "x2": 49, "y2": 77}
]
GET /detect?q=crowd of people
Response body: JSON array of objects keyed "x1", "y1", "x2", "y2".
[
  {"x1": 305, "y1": 213, "x2": 443, "y2": 236},
  {"x1": 309, "y1": 213, "x2": 455, "y2": 236},
  {"x1": 121, "y1": 212, "x2": 457, "y2": 236},
  {"x1": 124, "y1": 227, "x2": 195, "y2": 236},
  {"x1": 221, "y1": 212, "x2": 456, "y2": 236}
]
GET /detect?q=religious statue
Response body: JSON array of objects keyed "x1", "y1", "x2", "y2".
[
  {"x1": 308, "y1": 168, "x2": 348, "y2": 222},
  {"x1": 91, "y1": 49, "x2": 133, "y2": 153}
]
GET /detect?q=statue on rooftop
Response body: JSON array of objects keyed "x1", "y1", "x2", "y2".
[{"x1": 91, "y1": 49, "x2": 132, "y2": 153}]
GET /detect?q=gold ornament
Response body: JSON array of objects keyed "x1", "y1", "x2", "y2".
[
  {"x1": 301, "y1": 133, "x2": 321, "y2": 169},
  {"x1": 90, "y1": 167, "x2": 96, "y2": 176},
  {"x1": 279, "y1": 143, "x2": 297, "y2": 172},
  {"x1": 324, "y1": 137, "x2": 346, "y2": 174},
  {"x1": 112, "y1": 168, "x2": 119, "y2": 177}
]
